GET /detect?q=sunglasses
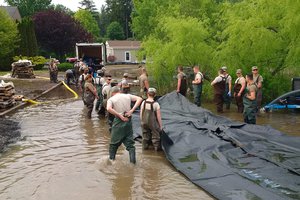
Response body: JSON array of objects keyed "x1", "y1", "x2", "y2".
[{"x1": 252, "y1": 69, "x2": 258, "y2": 71}]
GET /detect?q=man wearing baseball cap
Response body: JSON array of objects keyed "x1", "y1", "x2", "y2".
[
  {"x1": 119, "y1": 73, "x2": 130, "y2": 94},
  {"x1": 221, "y1": 66, "x2": 232, "y2": 110},
  {"x1": 107, "y1": 86, "x2": 143, "y2": 164},
  {"x1": 140, "y1": 87, "x2": 163, "y2": 151}
]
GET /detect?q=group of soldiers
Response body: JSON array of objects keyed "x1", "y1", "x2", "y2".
[
  {"x1": 177, "y1": 65, "x2": 263, "y2": 124},
  {"x1": 76, "y1": 62, "x2": 263, "y2": 164},
  {"x1": 78, "y1": 64, "x2": 162, "y2": 164}
]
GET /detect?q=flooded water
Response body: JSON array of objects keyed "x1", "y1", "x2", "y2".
[
  {"x1": 0, "y1": 98, "x2": 212, "y2": 200},
  {"x1": 204, "y1": 103, "x2": 300, "y2": 137},
  {"x1": 0, "y1": 93, "x2": 299, "y2": 200}
]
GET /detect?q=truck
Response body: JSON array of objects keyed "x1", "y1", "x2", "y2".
[{"x1": 75, "y1": 43, "x2": 106, "y2": 70}]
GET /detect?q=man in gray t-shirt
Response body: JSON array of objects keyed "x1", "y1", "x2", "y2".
[{"x1": 107, "y1": 86, "x2": 142, "y2": 164}]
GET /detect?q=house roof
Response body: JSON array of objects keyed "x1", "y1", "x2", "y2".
[
  {"x1": 106, "y1": 40, "x2": 141, "y2": 49},
  {"x1": 0, "y1": 6, "x2": 21, "y2": 21}
]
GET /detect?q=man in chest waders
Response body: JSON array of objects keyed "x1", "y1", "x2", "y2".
[
  {"x1": 252, "y1": 66, "x2": 263, "y2": 111},
  {"x1": 192, "y1": 66, "x2": 203, "y2": 106},
  {"x1": 176, "y1": 66, "x2": 187, "y2": 96},
  {"x1": 243, "y1": 73, "x2": 258, "y2": 124},
  {"x1": 221, "y1": 66, "x2": 232, "y2": 110},
  {"x1": 95, "y1": 70, "x2": 105, "y2": 115},
  {"x1": 211, "y1": 69, "x2": 226, "y2": 113},
  {"x1": 107, "y1": 87, "x2": 143, "y2": 164},
  {"x1": 233, "y1": 69, "x2": 246, "y2": 113},
  {"x1": 140, "y1": 88, "x2": 163, "y2": 151}
]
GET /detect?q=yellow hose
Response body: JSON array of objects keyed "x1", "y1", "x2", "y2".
[
  {"x1": 21, "y1": 81, "x2": 78, "y2": 105},
  {"x1": 62, "y1": 81, "x2": 79, "y2": 99},
  {"x1": 22, "y1": 99, "x2": 40, "y2": 104}
]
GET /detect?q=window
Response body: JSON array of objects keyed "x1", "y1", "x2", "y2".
[{"x1": 125, "y1": 51, "x2": 130, "y2": 62}]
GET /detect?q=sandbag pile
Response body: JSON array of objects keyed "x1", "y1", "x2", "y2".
[
  {"x1": 11, "y1": 60, "x2": 35, "y2": 79},
  {"x1": 0, "y1": 80, "x2": 15, "y2": 110}
]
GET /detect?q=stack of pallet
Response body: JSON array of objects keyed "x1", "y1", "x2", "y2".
[
  {"x1": 0, "y1": 81, "x2": 15, "y2": 110},
  {"x1": 11, "y1": 60, "x2": 35, "y2": 79}
]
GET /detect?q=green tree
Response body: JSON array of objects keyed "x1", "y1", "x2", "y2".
[
  {"x1": 0, "y1": 9, "x2": 19, "y2": 61},
  {"x1": 49, "y1": 4, "x2": 74, "y2": 15},
  {"x1": 74, "y1": 9, "x2": 100, "y2": 40},
  {"x1": 98, "y1": 5, "x2": 110, "y2": 37},
  {"x1": 141, "y1": 17, "x2": 213, "y2": 94},
  {"x1": 106, "y1": 21, "x2": 125, "y2": 40},
  {"x1": 5, "y1": 0, "x2": 51, "y2": 17},
  {"x1": 105, "y1": 0, "x2": 133, "y2": 38},
  {"x1": 132, "y1": 0, "x2": 300, "y2": 101},
  {"x1": 79, "y1": 0, "x2": 98, "y2": 17},
  {"x1": 17, "y1": 17, "x2": 38, "y2": 56}
]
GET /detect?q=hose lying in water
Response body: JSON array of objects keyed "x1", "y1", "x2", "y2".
[
  {"x1": 20, "y1": 81, "x2": 78, "y2": 105},
  {"x1": 62, "y1": 81, "x2": 79, "y2": 99},
  {"x1": 22, "y1": 98, "x2": 40, "y2": 104}
]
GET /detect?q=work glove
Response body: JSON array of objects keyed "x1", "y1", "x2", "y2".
[{"x1": 227, "y1": 91, "x2": 231, "y2": 97}]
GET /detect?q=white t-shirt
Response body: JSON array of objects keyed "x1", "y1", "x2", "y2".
[
  {"x1": 225, "y1": 74, "x2": 232, "y2": 84},
  {"x1": 195, "y1": 72, "x2": 203, "y2": 82},
  {"x1": 95, "y1": 77, "x2": 105, "y2": 85},
  {"x1": 141, "y1": 100, "x2": 160, "y2": 112},
  {"x1": 79, "y1": 73, "x2": 87, "y2": 82},
  {"x1": 107, "y1": 93, "x2": 137, "y2": 114},
  {"x1": 120, "y1": 78, "x2": 129, "y2": 88},
  {"x1": 102, "y1": 83, "x2": 111, "y2": 96},
  {"x1": 212, "y1": 75, "x2": 224, "y2": 83}
]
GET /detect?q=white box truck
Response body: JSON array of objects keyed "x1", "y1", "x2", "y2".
[{"x1": 75, "y1": 43, "x2": 106, "y2": 69}]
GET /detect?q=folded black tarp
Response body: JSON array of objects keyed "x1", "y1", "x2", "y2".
[{"x1": 133, "y1": 92, "x2": 300, "y2": 200}]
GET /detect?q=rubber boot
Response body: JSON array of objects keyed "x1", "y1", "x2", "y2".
[
  {"x1": 142, "y1": 140, "x2": 149, "y2": 150},
  {"x1": 129, "y1": 150, "x2": 136, "y2": 164},
  {"x1": 109, "y1": 149, "x2": 116, "y2": 160}
]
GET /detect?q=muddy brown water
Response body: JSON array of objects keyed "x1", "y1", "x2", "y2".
[{"x1": 0, "y1": 89, "x2": 299, "y2": 200}]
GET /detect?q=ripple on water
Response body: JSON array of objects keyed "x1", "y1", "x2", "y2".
[{"x1": 1, "y1": 100, "x2": 211, "y2": 200}]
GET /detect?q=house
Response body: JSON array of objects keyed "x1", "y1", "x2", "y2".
[
  {"x1": 105, "y1": 40, "x2": 141, "y2": 63},
  {"x1": 0, "y1": 6, "x2": 21, "y2": 22}
]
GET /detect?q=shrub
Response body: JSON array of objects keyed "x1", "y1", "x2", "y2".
[
  {"x1": 107, "y1": 55, "x2": 116, "y2": 62},
  {"x1": 57, "y1": 62, "x2": 73, "y2": 71}
]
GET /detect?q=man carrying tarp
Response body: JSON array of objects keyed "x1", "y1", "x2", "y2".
[{"x1": 107, "y1": 86, "x2": 143, "y2": 164}]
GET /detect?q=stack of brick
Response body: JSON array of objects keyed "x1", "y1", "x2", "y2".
[
  {"x1": 0, "y1": 81, "x2": 15, "y2": 111},
  {"x1": 11, "y1": 60, "x2": 35, "y2": 79}
]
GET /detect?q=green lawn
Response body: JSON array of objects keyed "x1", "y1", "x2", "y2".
[
  {"x1": 0, "y1": 70, "x2": 49, "y2": 76},
  {"x1": 0, "y1": 71, "x2": 10, "y2": 76}
]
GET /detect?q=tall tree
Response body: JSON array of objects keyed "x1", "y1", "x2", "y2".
[
  {"x1": 74, "y1": 9, "x2": 100, "y2": 41},
  {"x1": 106, "y1": 21, "x2": 125, "y2": 40},
  {"x1": 17, "y1": 17, "x2": 38, "y2": 56},
  {"x1": 33, "y1": 10, "x2": 93, "y2": 58},
  {"x1": 98, "y1": 5, "x2": 110, "y2": 37},
  {"x1": 79, "y1": 0, "x2": 98, "y2": 16},
  {"x1": 5, "y1": 0, "x2": 51, "y2": 17},
  {"x1": 0, "y1": 9, "x2": 19, "y2": 58},
  {"x1": 105, "y1": 0, "x2": 133, "y2": 38}
]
